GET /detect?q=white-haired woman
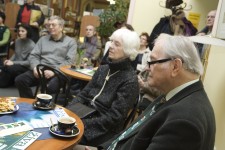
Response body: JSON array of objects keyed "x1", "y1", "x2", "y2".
[{"x1": 68, "y1": 28, "x2": 140, "y2": 146}]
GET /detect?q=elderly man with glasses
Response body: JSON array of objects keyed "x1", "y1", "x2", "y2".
[
  {"x1": 82, "y1": 33, "x2": 216, "y2": 150},
  {"x1": 15, "y1": 15, "x2": 77, "y2": 98}
]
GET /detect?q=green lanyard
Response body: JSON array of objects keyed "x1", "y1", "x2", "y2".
[{"x1": 107, "y1": 96, "x2": 166, "y2": 150}]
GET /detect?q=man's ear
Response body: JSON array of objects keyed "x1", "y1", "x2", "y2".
[{"x1": 171, "y1": 58, "x2": 183, "y2": 77}]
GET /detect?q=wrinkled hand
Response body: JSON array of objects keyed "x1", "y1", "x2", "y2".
[
  {"x1": 138, "y1": 75, "x2": 145, "y2": 89},
  {"x1": 44, "y1": 70, "x2": 55, "y2": 79},
  {"x1": 4, "y1": 60, "x2": 13, "y2": 66}
]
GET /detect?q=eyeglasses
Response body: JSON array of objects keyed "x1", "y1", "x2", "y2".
[
  {"x1": 47, "y1": 23, "x2": 59, "y2": 28},
  {"x1": 147, "y1": 58, "x2": 173, "y2": 68}
]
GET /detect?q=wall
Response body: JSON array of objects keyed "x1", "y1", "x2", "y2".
[
  {"x1": 129, "y1": 0, "x2": 223, "y2": 149},
  {"x1": 204, "y1": 45, "x2": 225, "y2": 150},
  {"x1": 128, "y1": 0, "x2": 218, "y2": 35}
]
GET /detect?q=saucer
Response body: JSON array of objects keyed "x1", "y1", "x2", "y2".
[
  {"x1": 49, "y1": 124, "x2": 80, "y2": 137},
  {"x1": 33, "y1": 101, "x2": 56, "y2": 110}
]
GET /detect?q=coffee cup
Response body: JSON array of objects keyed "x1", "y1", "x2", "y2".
[
  {"x1": 36, "y1": 93, "x2": 52, "y2": 107},
  {"x1": 58, "y1": 116, "x2": 76, "y2": 134}
]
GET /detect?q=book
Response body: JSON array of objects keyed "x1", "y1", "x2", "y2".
[
  {"x1": 0, "y1": 121, "x2": 33, "y2": 137},
  {"x1": 0, "y1": 131, "x2": 41, "y2": 150},
  {"x1": 12, "y1": 108, "x2": 68, "y2": 129},
  {"x1": 74, "y1": 68, "x2": 95, "y2": 77}
]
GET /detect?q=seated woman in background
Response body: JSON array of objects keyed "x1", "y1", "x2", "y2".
[
  {"x1": 67, "y1": 28, "x2": 140, "y2": 146},
  {"x1": 136, "y1": 32, "x2": 151, "y2": 73},
  {"x1": 0, "y1": 24, "x2": 35, "y2": 87},
  {"x1": 136, "y1": 32, "x2": 161, "y2": 112}
]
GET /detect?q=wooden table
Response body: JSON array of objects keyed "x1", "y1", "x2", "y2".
[
  {"x1": 15, "y1": 97, "x2": 84, "y2": 150},
  {"x1": 60, "y1": 65, "x2": 92, "y2": 81}
]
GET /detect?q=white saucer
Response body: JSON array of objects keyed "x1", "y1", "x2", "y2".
[
  {"x1": 0, "y1": 105, "x2": 19, "y2": 115},
  {"x1": 49, "y1": 124, "x2": 80, "y2": 137}
]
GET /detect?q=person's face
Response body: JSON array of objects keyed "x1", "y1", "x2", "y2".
[
  {"x1": 86, "y1": 25, "x2": 96, "y2": 38},
  {"x1": 18, "y1": 26, "x2": 28, "y2": 39},
  {"x1": 108, "y1": 38, "x2": 126, "y2": 61},
  {"x1": 48, "y1": 19, "x2": 63, "y2": 36},
  {"x1": 147, "y1": 43, "x2": 173, "y2": 92},
  {"x1": 206, "y1": 11, "x2": 216, "y2": 28},
  {"x1": 140, "y1": 35, "x2": 148, "y2": 47}
]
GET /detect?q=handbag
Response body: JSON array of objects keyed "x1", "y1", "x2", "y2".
[{"x1": 69, "y1": 102, "x2": 96, "y2": 119}]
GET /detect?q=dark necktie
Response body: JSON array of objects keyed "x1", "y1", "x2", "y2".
[{"x1": 107, "y1": 95, "x2": 166, "y2": 150}]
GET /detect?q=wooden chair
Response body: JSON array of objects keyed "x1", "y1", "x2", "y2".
[
  {"x1": 123, "y1": 94, "x2": 142, "y2": 129},
  {"x1": 35, "y1": 64, "x2": 70, "y2": 106}
]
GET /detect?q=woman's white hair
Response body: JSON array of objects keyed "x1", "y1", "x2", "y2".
[
  {"x1": 154, "y1": 33, "x2": 203, "y2": 75},
  {"x1": 109, "y1": 28, "x2": 140, "y2": 61}
]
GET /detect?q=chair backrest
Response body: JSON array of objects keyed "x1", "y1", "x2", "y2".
[
  {"x1": 35, "y1": 64, "x2": 70, "y2": 106},
  {"x1": 123, "y1": 94, "x2": 142, "y2": 129}
]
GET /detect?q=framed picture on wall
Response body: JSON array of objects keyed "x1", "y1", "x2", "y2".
[{"x1": 212, "y1": 0, "x2": 225, "y2": 39}]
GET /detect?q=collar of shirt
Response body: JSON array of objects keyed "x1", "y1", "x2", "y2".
[
  {"x1": 165, "y1": 79, "x2": 199, "y2": 101},
  {"x1": 49, "y1": 34, "x2": 65, "y2": 42}
]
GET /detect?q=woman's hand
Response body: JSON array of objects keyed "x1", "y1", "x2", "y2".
[
  {"x1": 138, "y1": 75, "x2": 145, "y2": 89},
  {"x1": 4, "y1": 60, "x2": 13, "y2": 66}
]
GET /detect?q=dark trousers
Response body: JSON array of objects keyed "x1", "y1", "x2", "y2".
[
  {"x1": 15, "y1": 70, "x2": 64, "y2": 98},
  {"x1": 0, "y1": 65, "x2": 28, "y2": 88}
]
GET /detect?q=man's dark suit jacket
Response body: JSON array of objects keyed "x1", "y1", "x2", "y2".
[{"x1": 100, "y1": 81, "x2": 216, "y2": 150}]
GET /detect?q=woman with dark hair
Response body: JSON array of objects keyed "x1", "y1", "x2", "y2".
[
  {"x1": 16, "y1": 0, "x2": 45, "y2": 43},
  {"x1": 0, "y1": 24, "x2": 35, "y2": 87}
]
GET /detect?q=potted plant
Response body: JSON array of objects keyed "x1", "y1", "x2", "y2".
[{"x1": 97, "y1": 0, "x2": 129, "y2": 45}]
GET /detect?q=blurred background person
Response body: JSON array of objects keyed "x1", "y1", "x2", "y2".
[
  {"x1": 0, "y1": 11, "x2": 10, "y2": 69},
  {"x1": 78, "y1": 24, "x2": 102, "y2": 67},
  {"x1": 197, "y1": 10, "x2": 217, "y2": 36},
  {"x1": 136, "y1": 32, "x2": 161, "y2": 113},
  {"x1": 136, "y1": 32, "x2": 151, "y2": 73},
  {"x1": 16, "y1": 0, "x2": 45, "y2": 43},
  {"x1": 196, "y1": 10, "x2": 217, "y2": 59},
  {"x1": 0, "y1": 24, "x2": 35, "y2": 88},
  {"x1": 15, "y1": 16, "x2": 76, "y2": 98}
]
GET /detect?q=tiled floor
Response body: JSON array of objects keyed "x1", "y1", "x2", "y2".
[{"x1": 0, "y1": 86, "x2": 19, "y2": 97}]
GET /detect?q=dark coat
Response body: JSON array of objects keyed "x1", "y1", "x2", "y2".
[
  {"x1": 148, "y1": 16, "x2": 197, "y2": 50},
  {"x1": 78, "y1": 58, "x2": 139, "y2": 145},
  {"x1": 100, "y1": 81, "x2": 216, "y2": 150}
]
